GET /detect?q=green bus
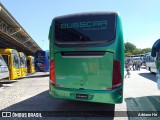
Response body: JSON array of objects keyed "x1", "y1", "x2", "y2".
[{"x1": 49, "y1": 12, "x2": 124, "y2": 104}]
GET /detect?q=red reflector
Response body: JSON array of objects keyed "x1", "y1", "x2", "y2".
[
  {"x1": 50, "y1": 60, "x2": 56, "y2": 84},
  {"x1": 112, "y1": 60, "x2": 122, "y2": 90}
]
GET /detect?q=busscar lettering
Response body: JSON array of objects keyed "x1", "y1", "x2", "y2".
[
  {"x1": 61, "y1": 24, "x2": 66, "y2": 29},
  {"x1": 87, "y1": 22, "x2": 93, "y2": 27},
  {"x1": 73, "y1": 23, "x2": 79, "y2": 28},
  {"x1": 66, "y1": 24, "x2": 72, "y2": 28},
  {"x1": 94, "y1": 21, "x2": 101, "y2": 26},
  {"x1": 60, "y1": 20, "x2": 107, "y2": 29},
  {"x1": 80, "y1": 22, "x2": 86, "y2": 27}
]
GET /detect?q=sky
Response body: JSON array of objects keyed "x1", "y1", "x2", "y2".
[{"x1": 1, "y1": 0, "x2": 160, "y2": 50}]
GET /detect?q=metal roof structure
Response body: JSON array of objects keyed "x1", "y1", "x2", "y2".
[{"x1": 0, "y1": 3, "x2": 42, "y2": 56}]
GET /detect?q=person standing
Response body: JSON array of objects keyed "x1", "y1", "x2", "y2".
[
  {"x1": 137, "y1": 61, "x2": 141, "y2": 70},
  {"x1": 132, "y1": 61, "x2": 135, "y2": 70}
]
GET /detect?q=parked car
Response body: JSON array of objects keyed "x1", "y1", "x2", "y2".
[{"x1": 0, "y1": 54, "x2": 9, "y2": 80}]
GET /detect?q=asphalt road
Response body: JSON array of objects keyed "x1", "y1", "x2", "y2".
[{"x1": 0, "y1": 68, "x2": 160, "y2": 120}]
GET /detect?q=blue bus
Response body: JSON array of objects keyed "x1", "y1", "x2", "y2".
[{"x1": 34, "y1": 51, "x2": 49, "y2": 72}]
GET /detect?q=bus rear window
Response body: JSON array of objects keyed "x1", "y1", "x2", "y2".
[
  {"x1": 35, "y1": 51, "x2": 45, "y2": 60},
  {"x1": 54, "y1": 13, "x2": 116, "y2": 46}
]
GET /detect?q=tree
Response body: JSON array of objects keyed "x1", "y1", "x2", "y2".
[
  {"x1": 132, "y1": 48, "x2": 142, "y2": 55},
  {"x1": 141, "y1": 48, "x2": 151, "y2": 53},
  {"x1": 125, "y1": 42, "x2": 136, "y2": 53},
  {"x1": 125, "y1": 52, "x2": 132, "y2": 56},
  {"x1": 124, "y1": 42, "x2": 151, "y2": 55}
]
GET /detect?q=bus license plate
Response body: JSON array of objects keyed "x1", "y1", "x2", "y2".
[{"x1": 76, "y1": 94, "x2": 88, "y2": 99}]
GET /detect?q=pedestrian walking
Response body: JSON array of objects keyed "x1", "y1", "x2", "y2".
[
  {"x1": 125, "y1": 63, "x2": 131, "y2": 78},
  {"x1": 135, "y1": 61, "x2": 138, "y2": 70}
]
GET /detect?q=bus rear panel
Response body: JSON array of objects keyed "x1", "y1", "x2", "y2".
[
  {"x1": 27, "y1": 56, "x2": 35, "y2": 74},
  {"x1": 35, "y1": 51, "x2": 50, "y2": 72},
  {"x1": 49, "y1": 12, "x2": 124, "y2": 104}
]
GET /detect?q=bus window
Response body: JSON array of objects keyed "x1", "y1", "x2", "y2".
[
  {"x1": 146, "y1": 52, "x2": 157, "y2": 73},
  {"x1": 31, "y1": 58, "x2": 34, "y2": 66},
  {"x1": 0, "y1": 55, "x2": 7, "y2": 66},
  {"x1": 20, "y1": 56, "x2": 25, "y2": 67},
  {"x1": 2, "y1": 55, "x2": 9, "y2": 66},
  {"x1": 27, "y1": 56, "x2": 35, "y2": 74},
  {"x1": 13, "y1": 54, "x2": 20, "y2": 68},
  {"x1": 0, "y1": 54, "x2": 9, "y2": 80},
  {"x1": 0, "y1": 49, "x2": 21, "y2": 80},
  {"x1": 49, "y1": 12, "x2": 124, "y2": 104},
  {"x1": 54, "y1": 13, "x2": 115, "y2": 47},
  {"x1": 27, "y1": 60, "x2": 30, "y2": 73},
  {"x1": 19, "y1": 52, "x2": 27, "y2": 77}
]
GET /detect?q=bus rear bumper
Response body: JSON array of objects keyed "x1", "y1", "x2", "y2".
[{"x1": 49, "y1": 84, "x2": 123, "y2": 104}]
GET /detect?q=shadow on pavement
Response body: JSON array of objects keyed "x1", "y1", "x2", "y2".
[
  {"x1": 125, "y1": 96, "x2": 160, "y2": 119},
  {"x1": 1, "y1": 90, "x2": 115, "y2": 119},
  {"x1": 22, "y1": 74, "x2": 49, "y2": 78},
  {"x1": 0, "y1": 80, "x2": 17, "y2": 87},
  {"x1": 139, "y1": 73, "x2": 156, "y2": 82}
]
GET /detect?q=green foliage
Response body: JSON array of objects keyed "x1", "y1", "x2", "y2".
[
  {"x1": 125, "y1": 52, "x2": 132, "y2": 56},
  {"x1": 124, "y1": 42, "x2": 151, "y2": 55},
  {"x1": 125, "y1": 42, "x2": 136, "y2": 53},
  {"x1": 141, "y1": 48, "x2": 151, "y2": 53},
  {"x1": 132, "y1": 48, "x2": 142, "y2": 55}
]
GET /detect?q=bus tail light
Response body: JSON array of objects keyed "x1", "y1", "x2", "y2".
[
  {"x1": 50, "y1": 60, "x2": 56, "y2": 84},
  {"x1": 112, "y1": 60, "x2": 122, "y2": 90}
]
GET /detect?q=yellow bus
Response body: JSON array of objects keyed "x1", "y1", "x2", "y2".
[
  {"x1": 0, "y1": 49, "x2": 21, "y2": 80},
  {"x1": 27, "y1": 56, "x2": 35, "y2": 74},
  {"x1": 19, "y1": 52, "x2": 27, "y2": 77}
]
